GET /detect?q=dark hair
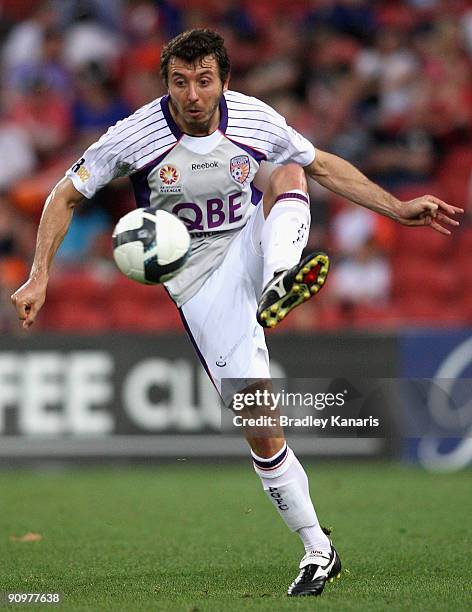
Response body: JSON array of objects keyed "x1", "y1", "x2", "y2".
[{"x1": 160, "y1": 29, "x2": 230, "y2": 85}]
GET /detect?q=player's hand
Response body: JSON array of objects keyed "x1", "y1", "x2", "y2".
[
  {"x1": 398, "y1": 196, "x2": 464, "y2": 235},
  {"x1": 11, "y1": 278, "x2": 47, "y2": 329}
]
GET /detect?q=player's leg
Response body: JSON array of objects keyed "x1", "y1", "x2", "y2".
[
  {"x1": 238, "y1": 381, "x2": 330, "y2": 548},
  {"x1": 179, "y1": 224, "x2": 328, "y2": 558},
  {"x1": 180, "y1": 210, "x2": 339, "y2": 596},
  {"x1": 234, "y1": 380, "x2": 338, "y2": 595},
  {"x1": 261, "y1": 163, "x2": 311, "y2": 286},
  {"x1": 256, "y1": 163, "x2": 329, "y2": 328},
  {"x1": 247, "y1": 195, "x2": 341, "y2": 596}
]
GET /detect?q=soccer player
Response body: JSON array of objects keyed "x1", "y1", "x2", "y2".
[{"x1": 11, "y1": 29, "x2": 462, "y2": 597}]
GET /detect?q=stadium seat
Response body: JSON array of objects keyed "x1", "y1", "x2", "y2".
[
  {"x1": 436, "y1": 146, "x2": 472, "y2": 206},
  {"x1": 457, "y1": 227, "x2": 472, "y2": 255},
  {"x1": 351, "y1": 304, "x2": 404, "y2": 330},
  {"x1": 47, "y1": 269, "x2": 109, "y2": 305},
  {"x1": 42, "y1": 302, "x2": 110, "y2": 332},
  {"x1": 107, "y1": 274, "x2": 167, "y2": 304},
  {"x1": 393, "y1": 295, "x2": 468, "y2": 326},
  {"x1": 107, "y1": 276, "x2": 182, "y2": 331},
  {"x1": 110, "y1": 299, "x2": 182, "y2": 331},
  {"x1": 316, "y1": 305, "x2": 346, "y2": 331},
  {"x1": 392, "y1": 258, "x2": 461, "y2": 301},
  {"x1": 393, "y1": 227, "x2": 453, "y2": 259}
]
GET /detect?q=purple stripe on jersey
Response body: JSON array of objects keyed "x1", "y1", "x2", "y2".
[
  {"x1": 178, "y1": 308, "x2": 219, "y2": 393},
  {"x1": 225, "y1": 136, "x2": 267, "y2": 163},
  {"x1": 129, "y1": 148, "x2": 173, "y2": 207},
  {"x1": 251, "y1": 182, "x2": 263, "y2": 206},
  {"x1": 161, "y1": 95, "x2": 182, "y2": 139},
  {"x1": 275, "y1": 192, "x2": 310, "y2": 206},
  {"x1": 219, "y1": 94, "x2": 228, "y2": 133},
  {"x1": 130, "y1": 171, "x2": 152, "y2": 208},
  {"x1": 161, "y1": 94, "x2": 228, "y2": 137}
]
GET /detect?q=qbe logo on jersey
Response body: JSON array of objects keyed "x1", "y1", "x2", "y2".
[
  {"x1": 230, "y1": 155, "x2": 250, "y2": 184},
  {"x1": 158, "y1": 164, "x2": 183, "y2": 194}
]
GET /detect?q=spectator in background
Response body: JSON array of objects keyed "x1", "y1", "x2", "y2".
[
  {"x1": 462, "y1": 6, "x2": 472, "y2": 59},
  {"x1": 121, "y1": 0, "x2": 167, "y2": 109},
  {"x1": 364, "y1": 120, "x2": 436, "y2": 190},
  {"x1": 305, "y1": 27, "x2": 362, "y2": 152},
  {"x1": 304, "y1": 0, "x2": 377, "y2": 45},
  {"x1": 0, "y1": 113, "x2": 36, "y2": 191},
  {"x1": 1, "y1": 1, "x2": 57, "y2": 75},
  {"x1": 355, "y1": 25, "x2": 420, "y2": 129},
  {"x1": 220, "y1": 0, "x2": 257, "y2": 42},
  {"x1": 8, "y1": 72, "x2": 72, "y2": 161},
  {"x1": 54, "y1": 0, "x2": 125, "y2": 34},
  {"x1": 0, "y1": 196, "x2": 34, "y2": 331},
  {"x1": 340, "y1": 21, "x2": 438, "y2": 190},
  {"x1": 5, "y1": 27, "x2": 71, "y2": 101},
  {"x1": 412, "y1": 17, "x2": 472, "y2": 143},
  {"x1": 242, "y1": 17, "x2": 301, "y2": 100},
  {"x1": 329, "y1": 199, "x2": 393, "y2": 314},
  {"x1": 62, "y1": 2, "x2": 122, "y2": 70},
  {"x1": 330, "y1": 235, "x2": 391, "y2": 307},
  {"x1": 331, "y1": 202, "x2": 378, "y2": 256},
  {"x1": 72, "y1": 61, "x2": 131, "y2": 148}
]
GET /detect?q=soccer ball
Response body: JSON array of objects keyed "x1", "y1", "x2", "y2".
[{"x1": 112, "y1": 208, "x2": 191, "y2": 284}]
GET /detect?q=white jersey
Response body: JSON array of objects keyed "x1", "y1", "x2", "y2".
[{"x1": 66, "y1": 90, "x2": 316, "y2": 306}]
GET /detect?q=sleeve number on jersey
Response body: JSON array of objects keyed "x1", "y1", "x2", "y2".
[
  {"x1": 172, "y1": 192, "x2": 243, "y2": 231},
  {"x1": 72, "y1": 158, "x2": 85, "y2": 173}
]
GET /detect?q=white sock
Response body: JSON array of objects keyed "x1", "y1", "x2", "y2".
[
  {"x1": 260, "y1": 190, "x2": 311, "y2": 287},
  {"x1": 298, "y1": 525, "x2": 329, "y2": 554},
  {"x1": 252, "y1": 443, "x2": 331, "y2": 554}
]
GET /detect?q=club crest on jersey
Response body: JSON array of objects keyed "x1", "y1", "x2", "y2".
[
  {"x1": 158, "y1": 164, "x2": 182, "y2": 193},
  {"x1": 230, "y1": 155, "x2": 250, "y2": 184}
]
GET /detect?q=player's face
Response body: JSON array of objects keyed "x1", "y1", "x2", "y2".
[{"x1": 167, "y1": 55, "x2": 228, "y2": 136}]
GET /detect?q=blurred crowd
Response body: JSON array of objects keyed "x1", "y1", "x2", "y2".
[{"x1": 0, "y1": 0, "x2": 471, "y2": 333}]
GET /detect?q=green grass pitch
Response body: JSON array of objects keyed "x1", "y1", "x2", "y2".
[{"x1": 1, "y1": 461, "x2": 470, "y2": 611}]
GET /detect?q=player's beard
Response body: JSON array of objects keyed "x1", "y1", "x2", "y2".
[
  {"x1": 171, "y1": 93, "x2": 223, "y2": 136},
  {"x1": 186, "y1": 96, "x2": 221, "y2": 135}
]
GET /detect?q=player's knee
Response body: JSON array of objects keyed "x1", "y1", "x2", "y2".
[
  {"x1": 249, "y1": 437, "x2": 286, "y2": 459},
  {"x1": 268, "y1": 163, "x2": 307, "y2": 196}
]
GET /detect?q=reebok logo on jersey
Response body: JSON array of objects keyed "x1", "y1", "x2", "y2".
[{"x1": 191, "y1": 161, "x2": 219, "y2": 171}]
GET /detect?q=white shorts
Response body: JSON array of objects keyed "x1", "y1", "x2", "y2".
[{"x1": 180, "y1": 204, "x2": 269, "y2": 403}]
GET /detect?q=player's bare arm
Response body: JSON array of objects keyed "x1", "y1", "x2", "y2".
[
  {"x1": 10, "y1": 178, "x2": 84, "y2": 328},
  {"x1": 305, "y1": 150, "x2": 464, "y2": 235}
]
